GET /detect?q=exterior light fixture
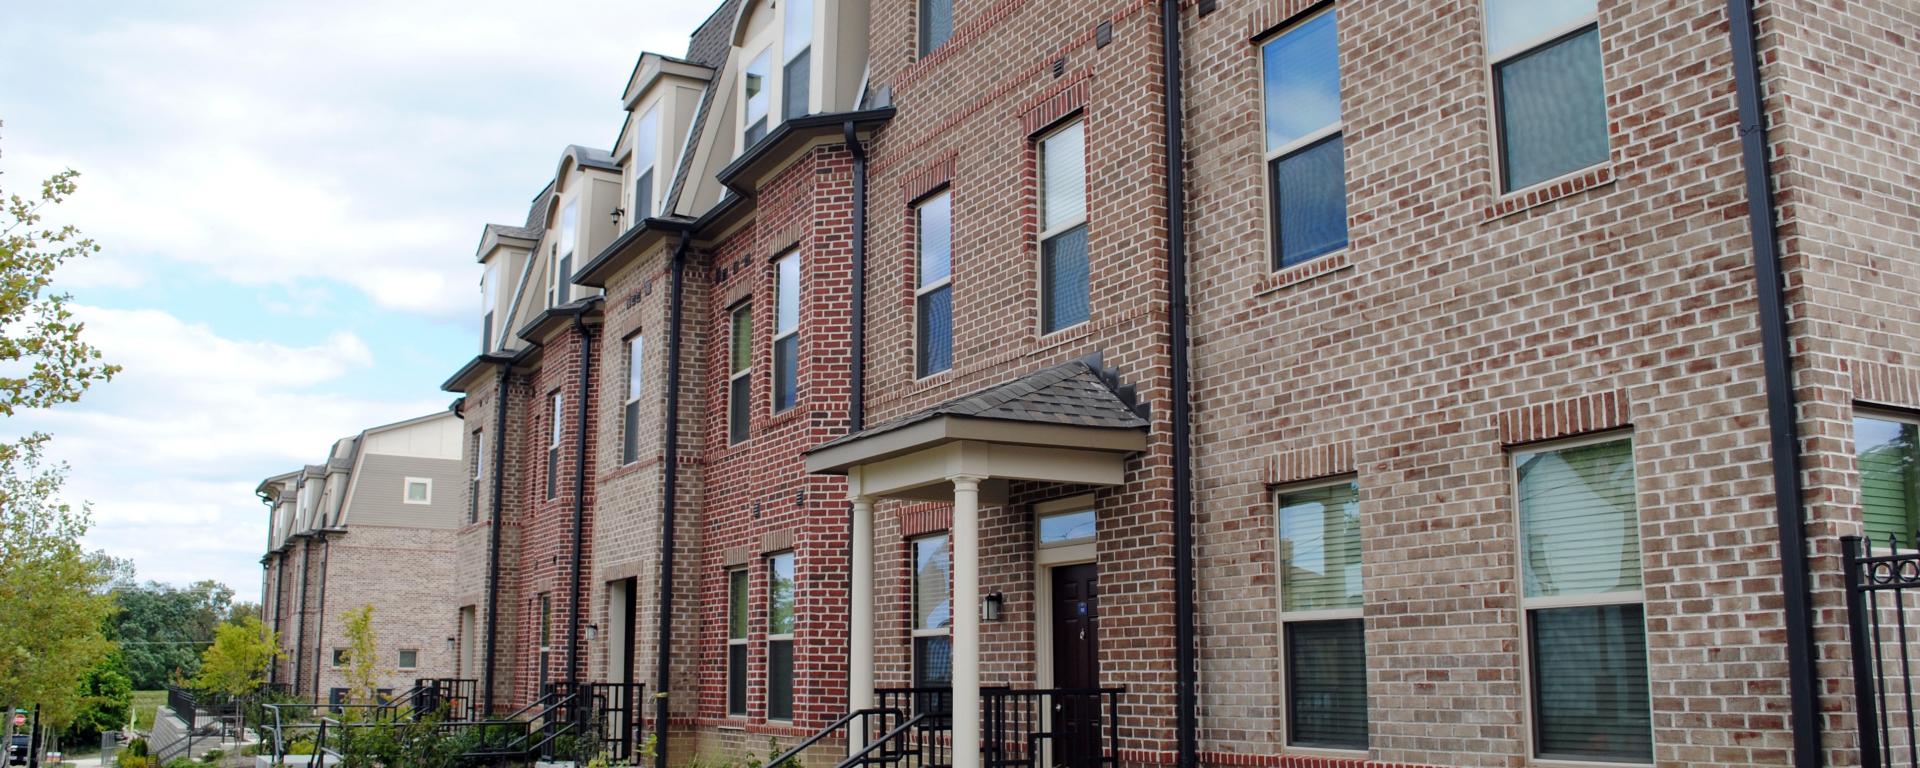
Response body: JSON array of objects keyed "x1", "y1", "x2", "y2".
[
  {"x1": 586, "y1": 624, "x2": 599, "y2": 642},
  {"x1": 445, "y1": 637, "x2": 456, "y2": 653},
  {"x1": 611, "y1": 207, "x2": 625, "y2": 226},
  {"x1": 982, "y1": 591, "x2": 1004, "y2": 622}
]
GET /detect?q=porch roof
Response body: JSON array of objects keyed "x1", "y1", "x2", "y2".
[{"x1": 804, "y1": 359, "x2": 1149, "y2": 477}]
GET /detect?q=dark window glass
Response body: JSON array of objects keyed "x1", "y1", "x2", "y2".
[
  {"x1": 767, "y1": 639, "x2": 794, "y2": 719},
  {"x1": 1042, "y1": 224, "x2": 1090, "y2": 333},
  {"x1": 1529, "y1": 604, "x2": 1651, "y2": 762},
  {"x1": 623, "y1": 400, "x2": 641, "y2": 465},
  {"x1": 783, "y1": 48, "x2": 810, "y2": 121},
  {"x1": 916, "y1": 285, "x2": 952, "y2": 377},
  {"x1": 1268, "y1": 135, "x2": 1350, "y2": 269},
  {"x1": 729, "y1": 306, "x2": 752, "y2": 444},
  {"x1": 919, "y1": 0, "x2": 953, "y2": 54},
  {"x1": 914, "y1": 636, "x2": 952, "y2": 688},
  {"x1": 745, "y1": 118, "x2": 768, "y2": 149},
  {"x1": 727, "y1": 569, "x2": 748, "y2": 716},
  {"x1": 730, "y1": 376, "x2": 750, "y2": 444},
  {"x1": 727, "y1": 644, "x2": 747, "y2": 716},
  {"x1": 633, "y1": 169, "x2": 654, "y2": 222},
  {"x1": 481, "y1": 311, "x2": 493, "y2": 352},
  {"x1": 774, "y1": 335, "x2": 798, "y2": 411},
  {"x1": 1286, "y1": 619, "x2": 1367, "y2": 749},
  {"x1": 1496, "y1": 27, "x2": 1607, "y2": 191},
  {"x1": 916, "y1": 191, "x2": 953, "y2": 377}
]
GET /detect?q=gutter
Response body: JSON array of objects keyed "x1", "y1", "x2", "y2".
[
  {"x1": 1161, "y1": 1, "x2": 1198, "y2": 766},
  {"x1": 566, "y1": 315, "x2": 594, "y2": 684},
  {"x1": 844, "y1": 120, "x2": 868, "y2": 432},
  {"x1": 655, "y1": 229, "x2": 691, "y2": 768},
  {"x1": 482, "y1": 366, "x2": 511, "y2": 715},
  {"x1": 1725, "y1": 1, "x2": 1819, "y2": 764}
]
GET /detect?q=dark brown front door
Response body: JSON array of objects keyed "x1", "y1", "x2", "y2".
[{"x1": 1049, "y1": 563, "x2": 1100, "y2": 768}]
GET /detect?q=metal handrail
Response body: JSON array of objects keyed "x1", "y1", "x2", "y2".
[
  {"x1": 761, "y1": 707, "x2": 904, "y2": 768},
  {"x1": 836, "y1": 713, "x2": 928, "y2": 768}
]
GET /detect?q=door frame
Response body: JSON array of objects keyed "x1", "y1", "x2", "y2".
[{"x1": 1032, "y1": 494, "x2": 1098, "y2": 692}]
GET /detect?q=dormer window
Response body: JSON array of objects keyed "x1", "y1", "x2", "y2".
[
  {"x1": 782, "y1": 0, "x2": 812, "y2": 121},
  {"x1": 480, "y1": 261, "x2": 497, "y2": 351},
  {"x1": 632, "y1": 105, "x2": 660, "y2": 224},
  {"x1": 743, "y1": 49, "x2": 772, "y2": 147},
  {"x1": 549, "y1": 201, "x2": 578, "y2": 307}
]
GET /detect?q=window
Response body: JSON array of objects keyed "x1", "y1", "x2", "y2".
[
  {"x1": 538, "y1": 593, "x2": 553, "y2": 692},
  {"x1": 481, "y1": 261, "x2": 498, "y2": 351},
  {"x1": 766, "y1": 552, "x2": 797, "y2": 720},
  {"x1": 328, "y1": 688, "x2": 348, "y2": 713},
  {"x1": 729, "y1": 304, "x2": 753, "y2": 444},
  {"x1": 470, "y1": 430, "x2": 484, "y2": 524},
  {"x1": 1857, "y1": 412, "x2": 1920, "y2": 548},
  {"x1": 1038, "y1": 120, "x2": 1089, "y2": 334},
  {"x1": 727, "y1": 568, "x2": 749, "y2": 716},
  {"x1": 911, "y1": 535, "x2": 953, "y2": 689},
  {"x1": 1275, "y1": 479, "x2": 1365, "y2": 749},
  {"x1": 404, "y1": 478, "x2": 431, "y2": 505},
  {"x1": 331, "y1": 649, "x2": 349, "y2": 668},
  {"x1": 743, "y1": 48, "x2": 772, "y2": 147},
  {"x1": 1038, "y1": 507, "x2": 1095, "y2": 545},
  {"x1": 1514, "y1": 436, "x2": 1650, "y2": 762},
  {"x1": 915, "y1": 191, "x2": 953, "y2": 378},
  {"x1": 398, "y1": 649, "x2": 419, "y2": 670},
  {"x1": 919, "y1": 0, "x2": 953, "y2": 55},
  {"x1": 1260, "y1": 8, "x2": 1349, "y2": 269},
  {"x1": 1486, "y1": 0, "x2": 1607, "y2": 192},
  {"x1": 773, "y1": 253, "x2": 800, "y2": 412},
  {"x1": 783, "y1": 0, "x2": 812, "y2": 121},
  {"x1": 547, "y1": 391, "x2": 564, "y2": 500},
  {"x1": 550, "y1": 201, "x2": 579, "y2": 307},
  {"x1": 631, "y1": 105, "x2": 660, "y2": 223},
  {"x1": 623, "y1": 334, "x2": 645, "y2": 465}
]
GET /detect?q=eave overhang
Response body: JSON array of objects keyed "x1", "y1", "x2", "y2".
[
  {"x1": 441, "y1": 348, "x2": 533, "y2": 393},
  {"x1": 716, "y1": 108, "x2": 894, "y2": 196},
  {"x1": 804, "y1": 415, "x2": 1147, "y2": 476},
  {"x1": 573, "y1": 217, "x2": 696, "y2": 288},
  {"x1": 515, "y1": 296, "x2": 605, "y2": 346}
]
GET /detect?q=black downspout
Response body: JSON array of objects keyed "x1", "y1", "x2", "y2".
[
  {"x1": 843, "y1": 121, "x2": 868, "y2": 433},
  {"x1": 655, "y1": 230, "x2": 691, "y2": 768},
  {"x1": 567, "y1": 316, "x2": 594, "y2": 685},
  {"x1": 483, "y1": 366, "x2": 511, "y2": 715},
  {"x1": 294, "y1": 537, "x2": 312, "y2": 701},
  {"x1": 312, "y1": 536, "x2": 331, "y2": 703},
  {"x1": 1726, "y1": 2, "x2": 1819, "y2": 765},
  {"x1": 269, "y1": 557, "x2": 285, "y2": 685},
  {"x1": 1161, "y1": 1, "x2": 1197, "y2": 767}
]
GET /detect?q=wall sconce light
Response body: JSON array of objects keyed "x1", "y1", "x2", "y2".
[
  {"x1": 586, "y1": 624, "x2": 599, "y2": 642},
  {"x1": 610, "y1": 207, "x2": 625, "y2": 226},
  {"x1": 982, "y1": 592, "x2": 1004, "y2": 622},
  {"x1": 445, "y1": 637, "x2": 456, "y2": 653}
]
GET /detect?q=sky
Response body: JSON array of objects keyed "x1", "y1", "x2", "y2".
[{"x1": 0, "y1": 0, "x2": 719, "y2": 603}]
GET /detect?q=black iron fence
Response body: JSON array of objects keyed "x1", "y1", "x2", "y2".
[
  {"x1": 1845, "y1": 535, "x2": 1920, "y2": 768},
  {"x1": 411, "y1": 677, "x2": 480, "y2": 722}
]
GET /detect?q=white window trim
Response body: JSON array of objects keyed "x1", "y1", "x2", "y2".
[
  {"x1": 1507, "y1": 430, "x2": 1653, "y2": 766},
  {"x1": 726, "y1": 567, "x2": 749, "y2": 717},
  {"x1": 624, "y1": 334, "x2": 646, "y2": 465},
  {"x1": 631, "y1": 104, "x2": 662, "y2": 223},
  {"x1": 403, "y1": 477, "x2": 433, "y2": 505},
  {"x1": 772, "y1": 251, "x2": 800, "y2": 412},
  {"x1": 1258, "y1": 7, "x2": 1349, "y2": 272},
  {"x1": 1036, "y1": 494, "x2": 1097, "y2": 550},
  {"x1": 1270, "y1": 475, "x2": 1366, "y2": 754},
  {"x1": 397, "y1": 649, "x2": 420, "y2": 670},
  {"x1": 729, "y1": 303, "x2": 752, "y2": 444},
  {"x1": 1037, "y1": 119, "x2": 1089, "y2": 336},
  {"x1": 332, "y1": 648, "x2": 349, "y2": 668},
  {"x1": 909, "y1": 534, "x2": 953, "y2": 687},
  {"x1": 914, "y1": 191, "x2": 954, "y2": 380},
  {"x1": 735, "y1": 0, "x2": 816, "y2": 154},
  {"x1": 1482, "y1": 1, "x2": 1607, "y2": 198},
  {"x1": 550, "y1": 392, "x2": 566, "y2": 449},
  {"x1": 766, "y1": 551, "x2": 797, "y2": 721}
]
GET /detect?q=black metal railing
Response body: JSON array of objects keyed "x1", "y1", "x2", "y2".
[
  {"x1": 762, "y1": 706, "x2": 909, "y2": 768},
  {"x1": 1846, "y1": 535, "x2": 1920, "y2": 767},
  {"x1": 875, "y1": 687, "x2": 952, "y2": 768},
  {"x1": 411, "y1": 677, "x2": 480, "y2": 722},
  {"x1": 166, "y1": 685, "x2": 199, "y2": 730},
  {"x1": 981, "y1": 688, "x2": 1123, "y2": 768}
]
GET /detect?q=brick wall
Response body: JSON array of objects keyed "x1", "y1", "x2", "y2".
[{"x1": 311, "y1": 525, "x2": 461, "y2": 696}]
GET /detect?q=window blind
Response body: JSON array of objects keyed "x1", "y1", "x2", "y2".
[
  {"x1": 1277, "y1": 481, "x2": 1363, "y2": 610},
  {"x1": 1286, "y1": 619, "x2": 1367, "y2": 749},
  {"x1": 1530, "y1": 604, "x2": 1651, "y2": 761},
  {"x1": 1517, "y1": 438, "x2": 1639, "y2": 597}
]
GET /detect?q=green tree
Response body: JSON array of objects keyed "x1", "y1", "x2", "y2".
[
  {"x1": 191, "y1": 617, "x2": 282, "y2": 698},
  {"x1": 0, "y1": 141, "x2": 119, "y2": 416},
  {"x1": 62, "y1": 652, "x2": 132, "y2": 746},
  {"x1": 111, "y1": 579, "x2": 235, "y2": 689},
  {"x1": 339, "y1": 605, "x2": 384, "y2": 711}
]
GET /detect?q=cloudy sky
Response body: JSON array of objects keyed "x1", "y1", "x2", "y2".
[{"x1": 0, "y1": 0, "x2": 717, "y2": 602}]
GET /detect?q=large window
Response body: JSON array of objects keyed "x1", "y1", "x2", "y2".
[
  {"x1": 911, "y1": 535, "x2": 952, "y2": 688},
  {"x1": 632, "y1": 105, "x2": 660, "y2": 223},
  {"x1": 1275, "y1": 480, "x2": 1365, "y2": 750},
  {"x1": 1260, "y1": 8, "x2": 1349, "y2": 269},
  {"x1": 1514, "y1": 436, "x2": 1649, "y2": 762},
  {"x1": 550, "y1": 201, "x2": 578, "y2": 307},
  {"x1": 623, "y1": 334, "x2": 645, "y2": 465},
  {"x1": 767, "y1": 552, "x2": 797, "y2": 720},
  {"x1": 481, "y1": 261, "x2": 497, "y2": 351},
  {"x1": 743, "y1": 48, "x2": 772, "y2": 147},
  {"x1": 1487, "y1": 0, "x2": 1607, "y2": 192},
  {"x1": 1039, "y1": 120, "x2": 1089, "y2": 334},
  {"x1": 773, "y1": 252, "x2": 800, "y2": 412},
  {"x1": 727, "y1": 568, "x2": 748, "y2": 716},
  {"x1": 915, "y1": 191, "x2": 953, "y2": 378},
  {"x1": 547, "y1": 391, "x2": 564, "y2": 500},
  {"x1": 783, "y1": 0, "x2": 812, "y2": 121},
  {"x1": 1857, "y1": 412, "x2": 1920, "y2": 548},
  {"x1": 919, "y1": 0, "x2": 953, "y2": 55},
  {"x1": 729, "y1": 304, "x2": 752, "y2": 444}
]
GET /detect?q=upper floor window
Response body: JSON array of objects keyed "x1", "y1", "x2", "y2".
[
  {"x1": 404, "y1": 477, "x2": 432, "y2": 505},
  {"x1": 632, "y1": 105, "x2": 661, "y2": 223},
  {"x1": 480, "y1": 261, "x2": 498, "y2": 351},
  {"x1": 729, "y1": 304, "x2": 753, "y2": 444},
  {"x1": 1486, "y1": 0, "x2": 1607, "y2": 192},
  {"x1": 469, "y1": 430, "x2": 484, "y2": 524},
  {"x1": 743, "y1": 48, "x2": 772, "y2": 147},
  {"x1": 1513, "y1": 435, "x2": 1650, "y2": 763},
  {"x1": 547, "y1": 391, "x2": 564, "y2": 500},
  {"x1": 1261, "y1": 8, "x2": 1349, "y2": 269},
  {"x1": 766, "y1": 551, "x2": 797, "y2": 720},
  {"x1": 1857, "y1": 412, "x2": 1919, "y2": 548},
  {"x1": 550, "y1": 201, "x2": 579, "y2": 307},
  {"x1": 1039, "y1": 120, "x2": 1089, "y2": 334},
  {"x1": 773, "y1": 252, "x2": 800, "y2": 412},
  {"x1": 623, "y1": 334, "x2": 646, "y2": 465},
  {"x1": 1275, "y1": 479, "x2": 1365, "y2": 749},
  {"x1": 783, "y1": 0, "x2": 812, "y2": 121},
  {"x1": 915, "y1": 191, "x2": 953, "y2": 378},
  {"x1": 920, "y1": 0, "x2": 953, "y2": 55}
]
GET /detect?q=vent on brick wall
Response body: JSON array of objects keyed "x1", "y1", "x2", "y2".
[
  {"x1": 1197, "y1": 0, "x2": 1216, "y2": 16},
  {"x1": 1096, "y1": 22, "x2": 1112, "y2": 48},
  {"x1": 1052, "y1": 58, "x2": 1066, "y2": 78}
]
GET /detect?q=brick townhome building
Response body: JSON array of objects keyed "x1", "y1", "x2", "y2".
[
  {"x1": 258, "y1": 412, "x2": 467, "y2": 703},
  {"x1": 434, "y1": 0, "x2": 1920, "y2": 767}
]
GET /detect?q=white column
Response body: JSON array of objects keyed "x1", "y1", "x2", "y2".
[
  {"x1": 848, "y1": 496, "x2": 876, "y2": 758},
  {"x1": 951, "y1": 475, "x2": 984, "y2": 768}
]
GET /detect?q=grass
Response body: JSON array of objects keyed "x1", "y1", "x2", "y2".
[{"x1": 130, "y1": 689, "x2": 166, "y2": 732}]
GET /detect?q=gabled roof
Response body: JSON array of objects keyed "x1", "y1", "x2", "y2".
[
  {"x1": 476, "y1": 181, "x2": 553, "y2": 262},
  {"x1": 666, "y1": 0, "x2": 745, "y2": 214}
]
